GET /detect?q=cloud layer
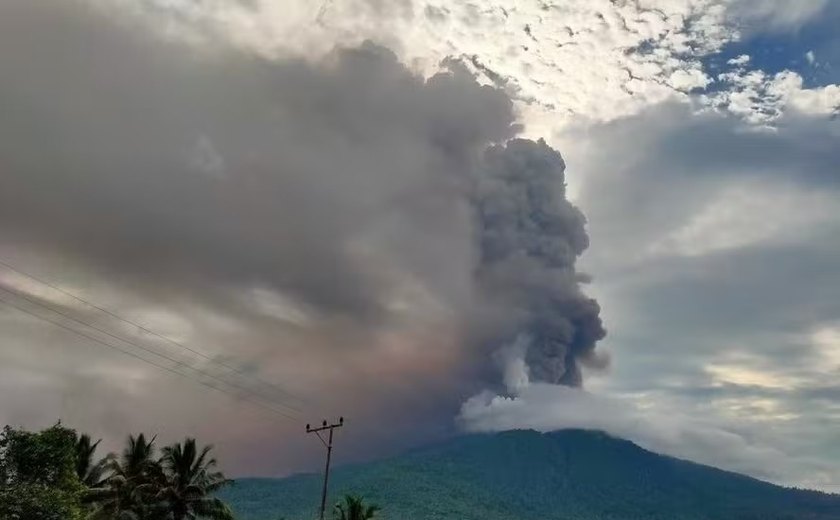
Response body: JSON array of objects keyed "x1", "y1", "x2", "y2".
[
  {"x1": 460, "y1": 382, "x2": 828, "y2": 486},
  {"x1": 558, "y1": 101, "x2": 840, "y2": 490},
  {"x1": 116, "y1": 0, "x2": 839, "y2": 129}
]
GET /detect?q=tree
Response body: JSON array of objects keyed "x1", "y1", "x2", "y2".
[
  {"x1": 0, "y1": 424, "x2": 86, "y2": 520},
  {"x1": 157, "y1": 438, "x2": 234, "y2": 520},
  {"x1": 2, "y1": 425, "x2": 239, "y2": 520},
  {"x1": 92, "y1": 433, "x2": 164, "y2": 520},
  {"x1": 76, "y1": 433, "x2": 110, "y2": 488},
  {"x1": 333, "y1": 495, "x2": 380, "y2": 520}
]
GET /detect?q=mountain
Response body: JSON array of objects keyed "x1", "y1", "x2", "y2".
[{"x1": 220, "y1": 429, "x2": 840, "y2": 520}]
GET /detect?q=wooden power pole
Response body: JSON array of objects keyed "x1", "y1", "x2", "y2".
[{"x1": 306, "y1": 417, "x2": 344, "y2": 520}]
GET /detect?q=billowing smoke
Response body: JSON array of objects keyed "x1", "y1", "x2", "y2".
[
  {"x1": 0, "y1": 0, "x2": 606, "y2": 473},
  {"x1": 472, "y1": 139, "x2": 606, "y2": 386}
]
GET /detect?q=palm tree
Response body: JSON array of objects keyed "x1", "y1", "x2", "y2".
[
  {"x1": 75, "y1": 433, "x2": 109, "y2": 488},
  {"x1": 333, "y1": 495, "x2": 380, "y2": 520},
  {"x1": 92, "y1": 433, "x2": 164, "y2": 520},
  {"x1": 157, "y1": 438, "x2": 234, "y2": 520},
  {"x1": 118, "y1": 434, "x2": 158, "y2": 479}
]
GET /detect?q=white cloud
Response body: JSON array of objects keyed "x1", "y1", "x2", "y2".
[
  {"x1": 97, "y1": 0, "x2": 839, "y2": 129},
  {"x1": 789, "y1": 83, "x2": 840, "y2": 116},
  {"x1": 648, "y1": 180, "x2": 840, "y2": 258},
  {"x1": 92, "y1": 0, "x2": 728, "y2": 126},
  {"x1": 710, "y1": 69, "x2": 840, "y2": 124},
  {"x1": 459, "y1": 361, "x2": 835, "y2": 488},
  {"x1": 728, "y1": 54, "x2": 751, "y2": 66}
]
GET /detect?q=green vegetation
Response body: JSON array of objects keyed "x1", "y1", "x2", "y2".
[
  {"x1": 4, "y1": 425, "x2": 840, "y2": 519},
  {"x1": 0, "y1": 424, "x2": 234, "y2": 520},
  {"x1": 221, "y1": 429, "x2": 840, "y2": 520},
  {"x1": 157, "y1": 438, "x2": 235, "y2": 520},
  {"x1": 76, "y1": 433, "x2": 109, "y2": 489},
  {"x1": 333, "y1": 495, "x2": 380, "y2": 520},
  {"x1": 0, "y1": 424, "x2": 86, "y2": 520}
]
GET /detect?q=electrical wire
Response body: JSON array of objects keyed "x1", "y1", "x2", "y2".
[
  {"x1": 0, "y1": 258, "x2": 306, "y2": 408},
  {"x1": 0, "y1": 285, "x2": 300, "y2": 420}
]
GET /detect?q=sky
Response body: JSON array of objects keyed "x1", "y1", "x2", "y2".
[{"x1": 0, "y1": 0, "x2": 839, "y2": 491}]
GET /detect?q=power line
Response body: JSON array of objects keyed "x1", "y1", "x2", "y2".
[
  {"x1": 0, "y1": 283, "x2": 300, "y2": 416},
  {"x1": 0, "y1": 292, "x2": 295, "y2": 422},
  {"x1": 0, "y1": 258, "x2": 306, "y2": 409},
  {"x1": 0, "y1": 285, "x2": 300, "y2": 420}
]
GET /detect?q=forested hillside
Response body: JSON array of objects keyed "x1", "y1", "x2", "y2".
[{"x1": 223, "y1": 429, "x2": 840, "y2": 520}]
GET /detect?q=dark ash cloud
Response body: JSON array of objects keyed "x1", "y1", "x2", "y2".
[
  {"x1": 0, "y1": 0, "x2": 605, "y2": 473},
  {"x1": 0, "y1": 0, "x2": 514, "y2": 321},
  {"x1": 474, "y1": 139, "x2": 606, "y2": 385}
]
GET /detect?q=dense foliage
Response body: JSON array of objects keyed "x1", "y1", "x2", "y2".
[
  {"x1": 333, "y1": 495, "x2": 380, "y2": 520},
  {"x1": 0, "y1": 424, "x2": 86, "y2": 520},
  {"x1": 0, "y1": 424, "x2": 234, "y2": 520},
  {"x1": 222, "y1": 429, "x2": 840, "y2": 520},
  {"x1": 5, "y1": 425, "x2": 839, "y2": 519}
]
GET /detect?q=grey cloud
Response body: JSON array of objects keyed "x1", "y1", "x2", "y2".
[
  {"x1": 567, "y1": 103, "x2": 840, "y2": 358},
  {"x1": 729, "y1": 0, "x2": 831, "y2": 31},
  {"x1": 565, "y1": 103, "x2": 840, "y2": 279},
  {"x1": 551, "y1": 100, "x2": 840, "y2": 488}
]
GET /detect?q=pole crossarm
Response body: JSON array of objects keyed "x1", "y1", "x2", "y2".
[
  {"x1": 306, "y1": 417, "x2": 344, "y2": 520},
  {"x1": 306, "y1": 421, "x2": 342, "y2": 433}
]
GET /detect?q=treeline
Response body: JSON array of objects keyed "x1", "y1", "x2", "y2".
[
  {"x1": 0, "y1": 423, "x2": 234, "y2": 520},
  {"x1": 0, "y1": 423, "x2": 380, "y2": 520}
]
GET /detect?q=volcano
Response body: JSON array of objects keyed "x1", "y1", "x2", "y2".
[{"x1": 221, "y1": 429, "x2": 840, "y2": 520}]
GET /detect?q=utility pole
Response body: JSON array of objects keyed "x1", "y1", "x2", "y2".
[{"x1": 306, "y1": 417, "x2": 344, "y2": 520}]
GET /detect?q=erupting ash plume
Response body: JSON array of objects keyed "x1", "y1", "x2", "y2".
[
  {"x1": 0, "y1": 0, "x2": 607, "y2": 471},
  {"x1": 472, "y1": 139, "x2": 606, "y2": 386}
]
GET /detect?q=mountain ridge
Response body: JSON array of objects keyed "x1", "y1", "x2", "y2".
[{"x1": 221, "y1": 429, "x2": 840, "y2": 520}]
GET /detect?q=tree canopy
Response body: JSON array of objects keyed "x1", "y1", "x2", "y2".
[
  {"x1": 1, "y1": 424, "x2": 236, "y2": 520},
  {"x1": 0, "y1": 424, "x2": 86, "y2": 520}
]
